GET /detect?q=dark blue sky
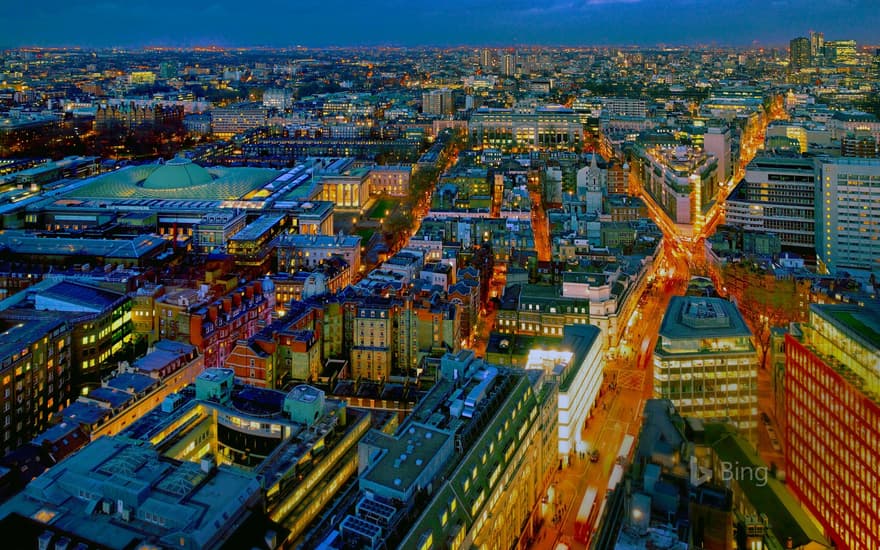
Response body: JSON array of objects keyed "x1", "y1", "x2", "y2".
[{"x1": 4, "y1": 0, "x2": 879, "y2": 48}]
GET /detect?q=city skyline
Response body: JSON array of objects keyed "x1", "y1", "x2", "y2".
[
  {"x1": 0, "y1": 7, "x2": 878, "y2": 548},
  {"x1": 4, "y1": 0, "x2": 880, "y2": 49}
]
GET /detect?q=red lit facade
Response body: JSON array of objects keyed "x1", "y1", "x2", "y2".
[{"x1": 785, "y1": 334, "x2": 880, "y2": 550}]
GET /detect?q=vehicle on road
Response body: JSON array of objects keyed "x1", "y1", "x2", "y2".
[
  {"x1": 607, "y1": 464, "x2": 624, "y2": 493},
  {"x1": 616, "y1": 434, "x2": 635, "y2": 465},
  {"x1": 574, "y1": 487, "x2": 599, "y2": 544},
  {"x1": 639, "y1": 338, "x2": 652, "y2": 369}
]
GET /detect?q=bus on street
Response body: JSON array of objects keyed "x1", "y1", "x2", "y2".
[
  {"x1": 574, "y1": 487, "x2": 599, "y2": 544},
  {"x1": 616, "y1": 434, "x2": 635, "y2": 465}
]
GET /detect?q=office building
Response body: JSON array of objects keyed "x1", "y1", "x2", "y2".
[
  {"x1": 654, "y1": 297, "x2": 758, "y2": 443},
  {"x1": 0, "y1": 317, "x2": 72, "y2": 456},
  {"x1": 824, "y1": 39, "x2": 857, "y2": 65},
  {"x1": 211, "y1": 102, "x2": 268, "y2": 138},
  {"x1": 704, "y1": 126, "x2": 733, "y2": 184},
  {"x1": 810, "y1": 30, "x2": 825, "y2": 63},
  {"x1": 320, "y1": 350, "x2": 555, "y2": 550},
  {"x1": 523, "y1": 324, "x2": 603, "y2": 465},
  {"x1": 790, "y1": 37, "x2": 811, "y2": 70},
  {"x1": 0, "y1": 436, "x2": 278, "y2": 550},
  {"x1": 227, "y1": 214, "x2": 288, "y2": 272},
  {"x1": 495, "y1": 284, "x2": 591, "y2": 339},
  {"x1": 193, "y1": 210, "x2": 248, "y2": 254},
  {"x1": 599, "y1": 97, "x2": 647, "y2": 118},
  {"x1": 469, "y1": 107, "x2": 585, "y2": 152},
  {"x1": 599, "y1": 400, "x2": 831, "y2": 550},
  {"x1": 814, "y1": 157, "x2": 880, "y2": 277},
  {"x1": 827, "y1": 111, "x2": 880, "y2": 143},
  {"x1": 841, "y1": 131, "x2": 879, "y2": 158},
  {"x1": 0, "y1": 369, "x2": 369, "y2": 548},
  {"x1": 724, "y1": 154, "x2": 817, "y2": 255},
  {"x1": 785, "y1": 304, "x2": 880, "y2": 550},
  {"x1": 634, "y1": 144, "x2": 719, "y2": 228},
  {"x1": 0, "y1": 278, "x2": 132, "y2": 384},
  {"x1": 422, "y1": 89, "x2": 454, "y2": 116}
]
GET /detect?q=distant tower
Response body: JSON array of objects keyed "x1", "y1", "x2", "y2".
[
  {"x1": 480, "y1": 48, "x2": 492, "y2": 69},
  {"x1": 503, "y1": 53, "x2": 515, "y2": 77},
  {"x1": 789, "y1": 37, "x2": 811, "y2": 71},
  {"x1": 809, "y1": 30, "x2": 825, "y2": 65}
]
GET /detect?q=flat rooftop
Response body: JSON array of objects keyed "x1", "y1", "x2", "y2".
[
  {"x1": 361, "y1": 422, "x2": 451, "y2": 496},
  {"x1": 659, "y1": 296, "x2": 751, "y2": 340},
  {"x1": 0, "y1": 436, "x2": 262, "y2": 549},
  {"x1": 811, "y1": 303, "x2": 880, "y2": 351}
]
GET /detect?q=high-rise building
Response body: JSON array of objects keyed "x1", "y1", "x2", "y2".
[
  {"x1": 824, "y1": 39, "x2": 858, "y2": 65},
  {"x1": 480, "y1": 48, "x2": 492, "y2": 69},
  {"x1": 654, "y1": 296, "x2": 758, "y2": 444},
  {"x1": 809, "y1": 30, "x2": 825, "y2": 63},
  {"x1": 814, "y1": 157, "x2": 880, "y2": 276},
  {"x1": 421, "y1": 88, "x2": 454, "y2": 116},
  {"x1": 503, "y1": 52, "x2": 515, "y2": 76},
  {"x1": 724, "y1": 154, "x2": 817, "y2": 255},
  {"x1": 785, "y1": 303, "x2": 880, "y2": 550},
  {"x1": 789, "y1": 37, "x2": 811, "y2": 70}
]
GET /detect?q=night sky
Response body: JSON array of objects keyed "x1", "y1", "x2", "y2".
[{"x1": 4, "y1": 0, "x2": 879, "y2": 48}]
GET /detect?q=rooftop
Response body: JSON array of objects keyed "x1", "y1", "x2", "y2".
[
  {"x1": 62, "y1": 162, "x2": 279, "y2": 202},
  {"x1": 0, "y1": 316, "x2": 66, "y2": 362},
  {"x1": 34, "y1": 279, "x2": 126, "y2": 313},
  {"x1": 811, "y1": 303, "x2": 880, "y2": 351},
  {"x1": 0, "y1": 231, "x2": 167, "y2": 259},
  {"x1": 361, "y1": 422, "x2": 451, "y2": 495},
  {"x1": 0, "y1": 436, "x2": 262, "y2": 549},
  {"x1": 659, "y1": 297, "x2": 751, "y2": 340},
  {"x1": 708, "y1": 426, "x2": 830, "y2": 548}
]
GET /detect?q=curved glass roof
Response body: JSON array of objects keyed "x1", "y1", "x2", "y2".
[
  {"x1": 66, "y1": 163, "x2": 280, "y2": 201},
  {"x1": 143, "y1": 157, "x2": 213, "y2": 189}
]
